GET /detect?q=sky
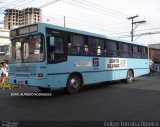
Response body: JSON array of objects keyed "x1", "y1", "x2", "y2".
[{"x1": 0, "y1": 0, "x2": 160, "y2": 44}]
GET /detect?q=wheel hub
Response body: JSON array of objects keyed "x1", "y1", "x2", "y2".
[
  {"x1": 70, "y1": 78, "x2": 79, "y2": 88},
  {"x1": 128, "y1": 72, "x2": 133, "y2": 81}
]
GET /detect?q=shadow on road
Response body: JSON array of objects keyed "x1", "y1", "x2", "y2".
[{"x1": 1, "y1": 75, "x2": 152, "y2": 100}]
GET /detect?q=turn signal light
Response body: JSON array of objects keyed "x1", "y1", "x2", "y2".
[{"x1": 38, "y1": 73, "x2": 43, "y2": 78}]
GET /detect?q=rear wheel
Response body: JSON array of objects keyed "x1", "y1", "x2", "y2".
[
  {"x1": 38, "y1": 87, "x2": 51, "y2": 92},
  {"x1": 66, "y1": 74, "x2": 81, "y2": 94},
  {"x1": 126, "y1": 70, "x2": 134, "y2": 83}
]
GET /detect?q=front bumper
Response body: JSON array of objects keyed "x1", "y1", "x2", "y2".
[{"x1": 8, "y1": 77, "x2": 48, "y2": 88}]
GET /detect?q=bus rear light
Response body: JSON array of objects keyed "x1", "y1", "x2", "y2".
[{"x1": 38, "y1": 73, "x2": 43, "y2": 78}]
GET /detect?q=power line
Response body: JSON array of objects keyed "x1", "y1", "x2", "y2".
[
  {"x1": 72, "y1": 0, "x2": 127, "y2": 19},
  {"x1": 42, "y1": 11, "x2": 117, "y2": 30},
  {"x1": 43, "y1": 15, "x2": 108, "y2": 32},
  {"x1": 43, "y1": 12, "x2": 160, "y2": 38},
  {"x1": 115, "y1": 31, "x2": 160, "y2": 38},
  {"x1": 108, "y1": 27, "x2": 160, "y2": 36},
  {"x1": 42, "y1": 13, "x2": 127, "y2": 34},
  {"x1": 62, "y1": 0, "x2": 127, "y2": 20},
  {"x1": 16, "y1": 0, "x2": 38, "y2": 8},
  {"x1": 43, "y1": 10, "x2": 128, "y2": 28},
  {"x1": 0, "y1": 0, "x2": 30, "y2": 9},
  {"x1": 81, "y1": 0, "x2": 129, "y2": 18},
  {"x1": 1, "y1": 0, "x2": 61, "y2": 9},
  {"x1": 39, "y1": 0, "x2": 62, "y2": 8}
]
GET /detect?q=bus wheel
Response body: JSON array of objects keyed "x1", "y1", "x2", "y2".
[
  {"x1": 126, "y1": 70, "x2": 134, "y2": 83},
  {"x1": 66, "y1": 74, "x2": 81, "y2": 94},
  {"x1": 38, "y1": 87, "x2": 51, "y2": 92}
]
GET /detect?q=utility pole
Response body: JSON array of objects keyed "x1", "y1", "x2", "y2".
[
  {"x1": 127, "y1": 15, "x2": 146, "y2": 41},
  {"x1": 127, "y1": 15, "x2": 138, "y2": 41}
]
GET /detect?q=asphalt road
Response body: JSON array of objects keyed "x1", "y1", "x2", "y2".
[{"x1": 0, "y1": 74, "x2": 160, "y2": 123}]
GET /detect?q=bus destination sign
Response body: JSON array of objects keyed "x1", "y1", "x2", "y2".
[
  {"x1": 10, "y1": 25, "x2": 38, "y2": 37},
  {"x1": 18, "y1": 25, "x2": 38, "y2": 35}
]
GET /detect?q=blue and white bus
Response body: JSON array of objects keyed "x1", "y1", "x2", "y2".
[{"x1": 8, "y1": 23, "x2": 149, "y2": 93}]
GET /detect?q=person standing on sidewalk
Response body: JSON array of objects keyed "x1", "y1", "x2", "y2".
[{"x1": 0, "y1": 64, "x2": 2, "y2": 84}]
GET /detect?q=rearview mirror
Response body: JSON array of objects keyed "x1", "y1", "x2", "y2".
[{"x1": 49, "y1": 36, "x2": 55, "y2": 46}]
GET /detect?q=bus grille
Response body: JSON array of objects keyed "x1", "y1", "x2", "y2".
[
  {"x1": 16, "y1": 74, "x2": 30, "y2": 77},
  {"x1": 16, "y1": 66, "x2": 36, "y2": 72},
  {"x1": 9, "y1": 65, "x2": 36, "y2": 73}
]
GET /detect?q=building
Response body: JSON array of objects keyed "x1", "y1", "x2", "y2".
[
  {"x1": 0, "y1": 28, "x2": 10, "y2": 61},
  {"x1": 149, "y1": 44, "x2": 160, "y2": 72},
  {"x1": 4, "y1": 7, "x2": 42, "y2": 29},
  {"x1": 149, "y1": 44, "x2": 160, "y2": 63}
]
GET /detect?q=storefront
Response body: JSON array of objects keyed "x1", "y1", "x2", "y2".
[{"x1": 0, "y1": 29, "x2": 10, "y2": 61}]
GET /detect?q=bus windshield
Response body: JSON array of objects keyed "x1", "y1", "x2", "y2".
[{"x1": 11, "y1": 34, "x2": 44, "y2": 63}]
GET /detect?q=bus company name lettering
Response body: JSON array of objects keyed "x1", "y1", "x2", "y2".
[
  {"x1": 106, "y1": 58, "x2": 127, "y2": 69},
  {"x1": 76, "y1": 61, "x2": 92, "y2": 67}
]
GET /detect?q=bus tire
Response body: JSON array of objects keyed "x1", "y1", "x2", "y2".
[
  {"x1": 38, "y1": 87, "x2": 51, "y2": 92},
  {"x1": 126, "y1": 70, "x2": 134, "y2": 83},
  {"x1": 66, "y1": 74, "x2": 81, "y2": 94}
]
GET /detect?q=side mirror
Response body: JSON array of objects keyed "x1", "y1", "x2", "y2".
[{"x1": 49, "y1": 36, "x2": 55, "y2": 46}]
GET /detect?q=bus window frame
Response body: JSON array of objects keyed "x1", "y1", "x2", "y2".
[
  {"x1": 68, "y1": 33, "x2": 106, "y2": 57},
  {"x1": 46, "y1": 27, "x2": 148, "y2": 59},
  {"x1": 106, "y1": 40, "x2": 118, "y2": 57},
  {"x1": 46, "y1": 28, "x2": 67, "y2": 64},
  {"x1": 10, "y1": 33, "x2": 46, "y2": 63},
  {"x1": 69, "y1": 33, "x2": 87, "y2": 56}
]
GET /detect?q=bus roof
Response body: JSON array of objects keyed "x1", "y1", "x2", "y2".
[{"x1": 11, "y1": 22, "x2": 148, "y2": 47}]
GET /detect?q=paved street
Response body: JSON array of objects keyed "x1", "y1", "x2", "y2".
[{"x1": 0, "y1": 74, "x2": 160, "y2": 122}]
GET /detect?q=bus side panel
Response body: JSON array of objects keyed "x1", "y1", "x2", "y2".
[
  {"x1": 47, "y1": 74, "x2": 69, "y2": 88},
  {"x1": 46, "y1": 56, "x2": 149, "y2": 88},
  {"x1": 47, "y1": 62, "x2": 69, "y2": 88},
  {"x1": 82, "y1": 71, "x2": 109, "y2": 85},
  {"x1": 128, "y1": 58, "x2": 149, "y2": 77},
  {"x1": 133, "y1": 69, "x2": 149, "y2": 77},
  {"x1": 67, "y1": 56, "x2": 110, "y2": 85},
  {"x1": 107, "y1": 58, "x2": 149, "y2": 80},
  {"x1": 113, "y1": 70, "x2": 128, "y2": 80}
]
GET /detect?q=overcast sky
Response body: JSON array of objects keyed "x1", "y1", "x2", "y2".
[{"x1": 1, "y1": 0, "x2": 160, "y2": 44}]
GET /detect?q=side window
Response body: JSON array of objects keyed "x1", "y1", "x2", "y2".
[
  {"x1": 55, "y1": 37, "x2": 64, "y2": 54},
  {"x1": 88, "y1": 37, "x2": 105, "y2": 56},
  {"x1": 138, "y1": 46, "x2": 142, "y2": 58},
  {"x1": 48, "y1": 36, "x2": 66, "y2": 63},
  {"x1": 145, "y1": 47, "x2": 148, "y2": 58},
  {"x1": 70, "y1": 34, "x2": 86, "y2": 55},
  {"x1": 88, "y1": 37, "x2": 97, "y2": 55},
  {"x1": 97, "y1": 39, "x2": 105, "y2": 56},
  {"x1": 106, "y1": 40, "x2": 118, "y2": 57},
  {"x1": 122, "y1": 43, "x2": 129, "y2": 58},
  {"x1": 141, "y1": 46, "x2": 148, "y2": 58},
  {"x1": 128, "y1": 44, "x2": 133, "y2": 57},
  {"x1": 133, "y1": 45, "x2": 138, "y2": 58},
  {"x1": 117, "y1": 43, "x2": 122, "y2": 57}
]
